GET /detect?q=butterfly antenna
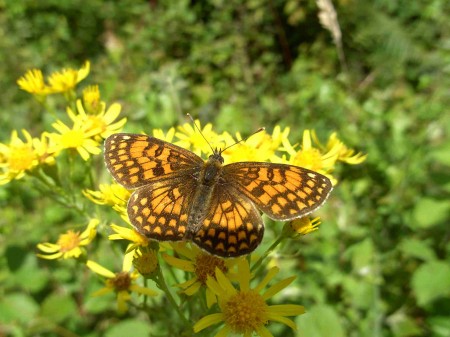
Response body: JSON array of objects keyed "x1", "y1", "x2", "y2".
[
  {"x1": 186, "y1": 113, "x2": 215, "y2": 153},
  {"x1": 221, "y1": 127, "x2": 265, "y2": 153}
]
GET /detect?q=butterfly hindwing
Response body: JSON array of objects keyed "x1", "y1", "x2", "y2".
[
  {"x1": 191, "y1": 186, "x2": 264, "y2": 257},
  {"x1": 127, "y1": 177, "x2": 197, "y2": 241}
]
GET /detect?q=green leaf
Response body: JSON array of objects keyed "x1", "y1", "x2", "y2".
[
  {"x1": 297, "y1": 305, "x2": 345, "y2": 337},
  {"x1": 411, "y1": 261, "x2": 450, "y2": 306},
  {"x1": 104, "y1": 319, "x2": 152, "y2": 337},
  {"x1": 412, "y1": 198, "x2": 449, "y2": 229},
  {"x1": 387, "y1": 310, "x2": 422, "y2": 337},
  {"x1": 0, "y1": 293, "x2": 39, "y2": 323},
  {"x1": 428, "y1": 316, "x2": 450, "y2": 337},
  {"x1": 399, "y1": 238, "x2": 436, "y2": 261},
  {"x1": 40, "y1": 293, "x2": 77, "y2": 323}
]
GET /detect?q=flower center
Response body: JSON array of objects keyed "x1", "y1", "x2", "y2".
[
  {"x1": 223, "y1": 290, "x2": 268, "y2": 333},
  {"x1": 294, "y1": 148, "x2": 323, "y2": 171},
  {"x1": 86, "y1": 115, "x2": 106, "y2": 133},
  {"x1": 57, "y1": 230, "x2": 81, "y2": 252},
  {"x1": 194, "y1": 253, "x2": 227, "y2": 285},
  {"x1": 60, "y1": 130, "x2": 85, "y2": 148},
  {"x1": 109, "y1": 271, "x2": 132, "y2": 291},
  {"x1": 133, "y1": 249, "x2": 158, "y2": 277},
  {"x1": 9, "y1": 145, "x2": 36, "y2": 171}
]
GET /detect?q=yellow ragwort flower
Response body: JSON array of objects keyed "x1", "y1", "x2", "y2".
[
  {"x1": 83, "y1": 183, "x2": 130, "y2": 207},
  {"x1": 67, "y1": 100, "x2": 126, "y2": 141},
  {"x1": 0, "y1": 130, "x2": 39, "y2": 185},
  {"x1": 17, "y1": 69, "x2": 51, "y2": 96},
  {"x1": 82, "y1": 85, "x2": 102, "y2": 114},
  {"x1": 152, "y1": 127, "x2": 176, "y2": 143},
  {"x1": 47, "y1": 61, "x2": 90, "y2": 93},
  {"x1": 50, "y1": 117, "x2": 102, "y2": 161},
  {"x1": 282, "y1": 130, "x2": 339, "y2": 181},
  {"x1": 175, "y1": 120, "x2": 225, "y2": 156},
  {"x1": 313, "y1": 131, "x2": 367, "y2": 164},
  {"x1": 282, "y1": 216, "x2": 321, "y2": 238},
  {"x1": 194, "y1": 259, "x2": 305, "y2": 337},
  {"x1": 86, "y1": 258, "x2": 157, "y2": 314},
  {"x1": 109, "y1": 223, "x2": 149, "y2": 252},
  {"x1": 37, "y1": 219, "x2": 98, "y2": 259},
  {"x1": 163, "y1": 243, "x2": 241, "y2": 308},
  {"x1": 133, "y1": 247, "x2": 159, "y2": 278}
]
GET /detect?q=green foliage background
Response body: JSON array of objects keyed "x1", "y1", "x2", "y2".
[{"x1": 0, "y1": 0, "x2": 449, "y2": 336}]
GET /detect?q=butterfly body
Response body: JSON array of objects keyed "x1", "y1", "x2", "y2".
[{"x1": 104, "y1": 133, "x2": 332, "y2": 257}]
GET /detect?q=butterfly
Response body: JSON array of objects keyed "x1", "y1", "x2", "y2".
[{"x1": 104, "y1": 132, "x2": 332, "y2": 257}]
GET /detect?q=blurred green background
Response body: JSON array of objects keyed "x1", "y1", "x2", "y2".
[{"x1": 0, "y1": 0, "x2": 449, "y2": 336}]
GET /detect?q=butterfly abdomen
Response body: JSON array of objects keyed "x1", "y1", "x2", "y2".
[{"x1": 186, "y1": 155, "x2": 224, "y2": 236}]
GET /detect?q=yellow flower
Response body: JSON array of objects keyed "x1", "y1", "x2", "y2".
[
  {"x1": 0, "y1": 130, "x2": 39, "y2": 185},
  {"x1": 283, "y1": 130, "x2": 339, "y2": 182},
  {"x1": 82, "y1": 85, "x2": 101, "y2": 114},
  {"x1": 67, "y1": 100, "x2": 126, "y2": 141},
  {"x1": 152, "y1": 127, "x2": 176, "y2": 143},
  {"x1": 194, "y1": 259, "x2": 305, "y2": 337},
  {"x1": 33, "y1": 132, "x2": 57, "y2": 166},
  {"x1": 37, "y1": 219, "x2": 98, "y2": 260},
  {"x1": 50, "y1": 117, "x2": 102, "y2": 160},
  {"x1": 163, "y1": 243, "x2": 241, "y2": 308},
  {"x1": 282, "y1": 217, "x2": 321, "y2": 238},
  {"x1": 133, "y1": 247, "x2": 159, "y2": 278},
  {"x1": 175, "y1": 120, "x2": 224, "y2": 156},
  {"x1": 313, "y1": 131, "x2": 367, "y2": 164},
  {"x1": 83, "y1": 183, "x2": 130, "y2": 207},
  {"x1": 47, "y1": 61, "x2": 90, "y2": 93},
  {"x1": 86, "y1": 258, "x2": 158, "y2": 314},
  {"x1": 109, "y1": 223, "x2": 149, "y2": 252},
  {"x1": 224, "y1": 127, "x2": 289, "y2": 163},
  {"x1": 17, "y1": 69, "x2": 51, "y2": 96}
]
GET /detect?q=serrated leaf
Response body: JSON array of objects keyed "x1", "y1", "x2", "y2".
[{"x1": 411, "y1": 261, "x2": 450, "y2": 306}]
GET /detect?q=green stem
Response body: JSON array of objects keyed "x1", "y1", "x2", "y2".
[
  {"x1": 251, "y1": 234, "x2": 285, "y2": 273},
  {"x1": 155, "y1": 267, "x2": 191, "y2": 328}
]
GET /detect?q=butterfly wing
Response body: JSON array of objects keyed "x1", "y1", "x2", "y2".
[
  {"x1": 104, "y1": 133, "x2": 203, "y2": 189},
  {"x1": 223, "y1": 162, "x2": 333, "y2": 221},
  {"x1": 191, "y1": 186, "x2": 264, "y2": 257},
  {"x1": 127, "y1": 177, "x2": 197, "y2": 241}
]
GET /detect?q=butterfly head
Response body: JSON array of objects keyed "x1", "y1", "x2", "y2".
[{"x1": 208, "y1": 149, "x2": 224, "y2": 164}]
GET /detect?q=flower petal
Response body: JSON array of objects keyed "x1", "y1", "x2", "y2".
[
  {"x1": 193, "y1": 313, "x2": 224, "y2": 333},
  {"x1": 86, "y1": 260, "x2": 115, "y2": 278}
]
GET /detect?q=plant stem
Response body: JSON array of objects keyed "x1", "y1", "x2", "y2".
[{"x1": 155, "y1": 267, "x2": 191, "y2": 328}]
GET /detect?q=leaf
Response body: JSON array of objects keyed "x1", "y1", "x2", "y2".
[
  {"x1": 427, "y1": 316, "x2": 450, "y2": 337},
  {"x1": 0, "y1": 293, "x2": 39, "y2": 323},
  {"x1": 104, "y1": 319, "x2": 152, "y2": 337},
  {"x1": 40, "y1": 293, "x2": 78, "y2": 323},
  {"x1": 412, "y1": 198, "x2": 449, "y2": 229},
  {"x1": 399, "y1": 238, "x2": 436, "y2": 261},
  {"x1": 411, "y1": 261, "x2": 450, "y2": 307},
  {"x1": 297, "y1": 305, "x2": 345, "y2": 337}
]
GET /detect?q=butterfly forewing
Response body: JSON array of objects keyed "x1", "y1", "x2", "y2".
[
  {"x1": 104, "y1": 133, "x2": 203, "y2": 189},
  {"x1": 223, "y1": 162, "x2": 333, "y2": 221},
  {"x1": 192, "y1": 186, "x2": 264, "y2": 257}
]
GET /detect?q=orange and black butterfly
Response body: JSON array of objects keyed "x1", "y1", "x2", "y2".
[{"x1": 104, "y1": 130, "x2": 332, "y2": 257}]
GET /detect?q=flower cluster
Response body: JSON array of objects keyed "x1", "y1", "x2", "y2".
[
  {"x1": 0, "y1": 63, "x2": 126, "y2": 185},
  {"x1": 5, "y1": 62, "x2": 367, "y2": 335}
]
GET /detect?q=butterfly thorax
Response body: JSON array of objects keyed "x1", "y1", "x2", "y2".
[{"x1": 186, "y1": 152, "x2": 225, "y2": 237}]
